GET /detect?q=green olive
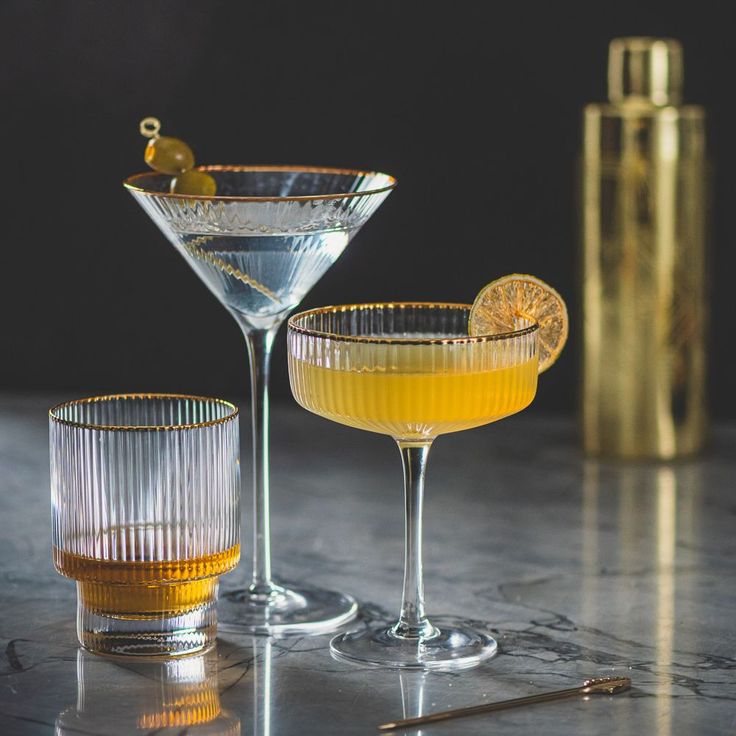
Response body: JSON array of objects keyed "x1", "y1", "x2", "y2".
[
  {"x1": 144, "y1": 136, "x2": 195, "y2": 174},
  {"x1": 170, "y1": 170, "x2": 217, "y2": 196}
]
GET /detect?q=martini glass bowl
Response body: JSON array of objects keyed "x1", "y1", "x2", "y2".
[
  {"x1": 125, "y1": 166, "x2": 395, "y2": 635},
  {"x1": 287, "y1": 303, "x2": 538, "y2": 668}
]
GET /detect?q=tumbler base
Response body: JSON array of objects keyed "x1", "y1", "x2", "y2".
[{"x1": 77, "y1": 595, "x2": 217, "y2": 658}]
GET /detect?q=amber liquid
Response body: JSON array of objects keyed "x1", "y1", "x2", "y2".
[
  {"x1": 291, "y1": 354, "x2": 538, "y2": 439},
  {"x1": 137, "y1": 685, "x2": 222, "y2": 729},
  {"x1": 53, "y1": 545, "x2": 240, "y2": 617}
]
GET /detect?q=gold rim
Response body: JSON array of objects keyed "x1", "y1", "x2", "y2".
[
  {"x1": 123, "y1": 165, "x2": 397, "y2": 202},
  {"x1": 288, "y1": 303, "x2": 539, "y2": 345},
  {"x1": 49, "y1": 393, "x2": 239, "y2": 432}
]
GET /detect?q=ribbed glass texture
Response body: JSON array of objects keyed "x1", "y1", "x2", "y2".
[
  {"x1": 49, "y1": 394, "x2": 240, "y2": 656},
  {"x1": 288, "y1": 304, "x2": 539, "y2": 441},
  {"x1": 124, "y1": 166, "x2": 394, "y2": 636},
  {"x1": 50, "y1": 394, "x2": 240, "y2": 564},
  {"x1": 125, "y1": 167, "x2": 395, "y2": 327}
]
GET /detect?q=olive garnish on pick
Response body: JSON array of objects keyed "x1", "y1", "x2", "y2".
[{"x1": 139, "y1": 117, "x2": 216, "y2": 196}]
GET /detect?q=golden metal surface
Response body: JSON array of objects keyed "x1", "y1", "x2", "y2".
[
  {"x1": 581, "y1": 37, "x2": 707, "y2": 459},
  {"x1": 608, "y1": 37, "x2": 683, "y2": 106},
  {"x1": 139, "y1": 116, "x2": 161, "y2": 139},
  {"x1": 581, "y1": 676, "x2": 632, "y2": 694},
  {"x1": 377, "y1": 676, "x2": 631, "y2": 730}
]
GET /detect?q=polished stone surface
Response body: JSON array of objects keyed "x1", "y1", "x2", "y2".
[{"x1": 0, "y1": 393, "x2": 734, "y2": 735}]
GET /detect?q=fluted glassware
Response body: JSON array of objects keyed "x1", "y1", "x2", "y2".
[
  {"x1": 49, "y1": 394, "x2": 240, "y2": 657},
  {"x1": 288, "y1": 304, "x2": 538, "y2": 669},
  {"x1": 124, "y1": 166, "x2": 395, "y2": 635}
]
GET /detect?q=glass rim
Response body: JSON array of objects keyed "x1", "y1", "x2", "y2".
[
  {"x1": 123, "y1": 165, "x2": 397, "y2": 203},
  {"x1": 288, "y1": 303, "x2": 539, "y2": 345},
  {"x1": 49, "y1": 393, "x2": 239, "y2": 432}
]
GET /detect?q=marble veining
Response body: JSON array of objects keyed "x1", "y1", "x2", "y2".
[{"x1": 0, "y1": 393, "x2": 734, "y2": 735}]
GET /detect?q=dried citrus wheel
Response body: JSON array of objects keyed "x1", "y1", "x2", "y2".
[{"x1": 469, "y1": 274, "x2": 568, "y2": 373}]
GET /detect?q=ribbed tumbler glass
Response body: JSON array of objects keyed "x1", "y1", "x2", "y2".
[{"x1": 49, "y1": 394, "x2": 240, "y2": 657}]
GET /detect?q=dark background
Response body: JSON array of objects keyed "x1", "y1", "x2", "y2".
[{"x1": 1, "y1": 1, "x2": 733, "y2": 418}]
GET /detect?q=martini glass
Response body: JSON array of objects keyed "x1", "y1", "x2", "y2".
[
  {"x1": 124, "y1": 166, "x2": 395, "y2": 635},
  {"x1": 288, "y1": 303, "x2": 538, "y2": 668}
]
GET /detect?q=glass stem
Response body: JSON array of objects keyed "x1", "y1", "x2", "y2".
[
  {"x1": 242, "y1": 324, "x2": 280, "y2": 597},
  {"x1": 392, "y1": 441, "x2": 438, "y2": 640}
]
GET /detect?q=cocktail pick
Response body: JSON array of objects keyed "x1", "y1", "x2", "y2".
[
  {"x1": 138, "y1": 116, "x2": 216, "y2": 195},
  {"x1": 377, "y1": 676, "x2": 631, "y2": 731}
]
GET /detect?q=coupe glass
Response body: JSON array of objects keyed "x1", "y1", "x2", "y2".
[
  {"x1": 288, "y1": 303, "x2": 539, "y2": 669},
  {"x1": 124, "y1": 167, "x2": 395, "y2": 635}
]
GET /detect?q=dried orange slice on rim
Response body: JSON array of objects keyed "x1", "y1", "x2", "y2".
[{"x1": 469, "y1": 274, "x2": 568, "y2": 373}]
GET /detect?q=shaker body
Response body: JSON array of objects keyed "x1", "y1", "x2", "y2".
[{"x1": 581, "y1": 102, "x2": 707, "y2": 459}]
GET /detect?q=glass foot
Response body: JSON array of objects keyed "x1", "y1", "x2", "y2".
[
  {"x1": 330, "y1": 618, "x2": 497, "y2": 670},
  {"x1": 218, "y1": 582, "x2": 358, "y2": 636},
  {"x1": 77, "y1": 597, "x2": 217, "y2": 657}
]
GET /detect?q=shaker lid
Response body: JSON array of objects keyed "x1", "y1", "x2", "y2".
[{"x1": 608, "y1": 37, "x2": 683, "y2": 106}]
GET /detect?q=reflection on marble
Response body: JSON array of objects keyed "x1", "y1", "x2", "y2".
[
  {"x1": 55, "y1": 648, "x2": 240, "y2": 735},
  {"x1": 398, "y1": 671, "x2": 428, "y2": 735},
  {"x1": 1, "y1": 395, "x2": 735, "y2": 734},
  {"x1": 253, "y1": 638, "x2": 273, "y2": 736}
]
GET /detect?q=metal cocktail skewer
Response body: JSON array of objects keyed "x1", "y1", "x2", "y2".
[{"x1": 377, "y1": 676, "x2": 631, "y2": 731}]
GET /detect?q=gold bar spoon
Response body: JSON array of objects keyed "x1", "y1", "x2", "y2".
[{"x1": 378, "y1": 676, "x2": 631, "y2": 731}]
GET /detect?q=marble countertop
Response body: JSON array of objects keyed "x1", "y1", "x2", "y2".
[{"x1": 0, "y1": 393, "x2": 734, "y2": 735}]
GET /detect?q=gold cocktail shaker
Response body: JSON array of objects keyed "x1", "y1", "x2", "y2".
[{"x1": 581, "y1": 38, "x2": 708, "y2": 459}]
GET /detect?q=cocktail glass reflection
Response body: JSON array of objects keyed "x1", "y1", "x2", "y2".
[
  {"x1": 55, "y1": 647, "x2": 240, "y2": 735},
  {"x1": 288, "y1": 303, "x2": 538, "y2": 668},
  {"x1": 125, "y1": 167, "x2": 395, "y2": 635}
]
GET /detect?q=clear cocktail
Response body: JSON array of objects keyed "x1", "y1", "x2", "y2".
[{"x1": 125, "y1": 165, "x2": 396, "y2": 635}]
